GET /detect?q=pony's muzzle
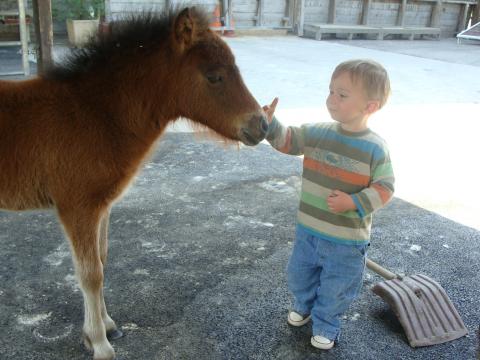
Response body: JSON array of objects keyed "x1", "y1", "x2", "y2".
[{"x1": 239, "y1": 113, "x2": 269, "y2": 146}]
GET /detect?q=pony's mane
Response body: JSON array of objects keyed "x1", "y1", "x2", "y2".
[{"x1": 44, "y1": 7, "x2": 209, "y2": 81}]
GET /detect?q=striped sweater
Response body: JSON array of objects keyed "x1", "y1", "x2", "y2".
[{"x1": 267, "y1": 117, "x2": 395, "y2": 245}]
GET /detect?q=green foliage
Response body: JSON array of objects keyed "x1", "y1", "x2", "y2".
[{"x1": 52, "y1": 0, "x2": 105, "y2": 21}]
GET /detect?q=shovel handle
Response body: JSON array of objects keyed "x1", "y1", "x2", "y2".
[{"x1": 366, "y1": 258, "x2": 398, "y2": 280}]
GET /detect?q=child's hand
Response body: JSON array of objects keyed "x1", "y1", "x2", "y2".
[
  {"x1": 262, "y1": 97, "x2": 279, "y2": 123},
  {"x1": 327, "y1": 190, "x2": 356, "y2": 213}
]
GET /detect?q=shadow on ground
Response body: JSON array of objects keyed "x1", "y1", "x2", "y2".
[{"x1": 0, "y1": 133, "x2": 478, "y2": 359}]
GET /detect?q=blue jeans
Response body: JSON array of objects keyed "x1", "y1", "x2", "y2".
[{"x1": 287, "y1": 226, "x2": 368, "y2": 341}]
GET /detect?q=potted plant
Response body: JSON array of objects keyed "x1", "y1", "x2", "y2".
[{"x1": 53, "y1": 0, "x2": 104, "y2": 47}]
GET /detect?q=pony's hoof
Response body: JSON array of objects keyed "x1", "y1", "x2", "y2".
[{"x1": 107, "y1": 329, "x2": 124, "y2": 341}]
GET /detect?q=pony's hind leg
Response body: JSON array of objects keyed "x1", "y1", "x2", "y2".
[
  {"x1": 99, "y1": 209, "x2": 123, "y2": 341},
  {"x1": 59, "y1": 206, "x2": 115, "y2": 360}
]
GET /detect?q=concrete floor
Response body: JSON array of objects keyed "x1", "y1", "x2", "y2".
[
  {"x1": 0, "y1": 134, "x2": 479, "y2": 360},
  {"x1": 1, "y1": 35, "x2": 480, "y2": 359},
  {"x1": 322, "y1": 37, "x2": 480, "y2": 67}
]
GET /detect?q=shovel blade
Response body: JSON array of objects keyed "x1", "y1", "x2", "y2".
[{"x1": 372, "y1": 274, "x2": 468, "y2": 347}]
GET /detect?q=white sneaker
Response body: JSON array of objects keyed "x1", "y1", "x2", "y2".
[
  {"x1": 311, "y1": 335, "x2": 334, "y2": 350},
  {"x1": 287, "y1": 310, "x2": 311, "y2": 327}
]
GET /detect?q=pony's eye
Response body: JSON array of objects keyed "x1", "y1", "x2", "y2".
[{"x1": 206, "y1": 73, "x2": 222, "y2": 84}]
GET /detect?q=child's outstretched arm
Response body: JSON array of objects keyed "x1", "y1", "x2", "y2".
[
  {"x1": 263, "y1": 97, "x2": 278, "y2": 123},
  {"x1": 263, "y1": 98, "x2": 306, "y2": 156}
]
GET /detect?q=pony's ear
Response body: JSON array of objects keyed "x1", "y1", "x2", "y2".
[{"x1": 173, "y1": 7, "x2": 196, "y2": 52}]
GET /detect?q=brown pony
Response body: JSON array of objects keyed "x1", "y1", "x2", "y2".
[{"x1": 0, "y1": 7, "x2": 267, "y2": 360}]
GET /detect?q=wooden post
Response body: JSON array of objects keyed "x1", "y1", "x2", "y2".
[
  {"x1": 256, "y1": 0, "x2": 265, "y2": 27},
  {"x1": 294, "y1": 0, "x2": 305, "y2": 36},
  {"x1": 228, "y1": 0, "x2": 233, "y2": 30},
  {"x1": 430, "y1": 0, "x2": 442, "y2": 28},
  {"x1": 328, "y1": 0, "x2": 336, "y2": 24},
  {"x1": 18, "y1": 0, "x2": 29, "y2": 76},
  {"x1": 396, "y1": 0, "x2": 407, "y2": 27},
  {"x1": 283, "y1": 0, "x2": 292, "y2": 27},
  {"x1": 221, "y1": 0, "x2": 228, "y2": 27},
  {"x1": 104, "y1": 0, "x2": 112, "y2": 20},
  {"x1": 466, "y1": 3, "x2": 474, "y2": 26},
  {"x1": 458, "y1": 3, "x2": 469, "y2": 32},
  {"x1": 473, "y1": 0, "x2": 480, "y2": 24},
  {"x1": 361, "y1": 0, "x2": 371, "y2": 25},
  {"x1": 31, "y1": 0, "x2": 53, "y2": 76},
  {"x1": 221, "y1": 0, "x2": 233, "y2": 30}
]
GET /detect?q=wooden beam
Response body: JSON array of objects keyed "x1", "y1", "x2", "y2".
[
  {"x1": 361, "y1": 0, "x2": 371, "y2": 25},
  {"x1": 397, "y1": 0, "x2": 407, "y2": 26},
  {"x1": 31, "y1": 0, "x2": 53, "y2": 75},
  {"x1": 328, "y1": 0, "x2": 336, "y2": 24}
]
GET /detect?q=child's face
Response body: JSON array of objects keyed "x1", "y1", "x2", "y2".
[{"x1": 326, "y1": 71, "x2": 375, "y2": 130}]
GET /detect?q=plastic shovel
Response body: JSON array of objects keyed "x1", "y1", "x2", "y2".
[{"x1": 366, "y1": 258, "x2": 468, "y2": 347}]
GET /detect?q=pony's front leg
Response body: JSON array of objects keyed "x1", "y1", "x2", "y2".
[
  {"x1": 99, "y1": 210, "x2": 123, "y2": 341},
  {"x1": 59, "y1": 207, "x2": 115, "y2": 360}
]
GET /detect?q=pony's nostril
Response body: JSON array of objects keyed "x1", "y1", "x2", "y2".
[
  {"x1": 260, "y1": 116, "x2": 269, "y2": 134},
  {"x1": 244, "y1": 114, "x2": 268, "y2": 143}
]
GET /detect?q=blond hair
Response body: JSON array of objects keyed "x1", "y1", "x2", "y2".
[{"x1": 332, "y1": 59, "x2": 391, "y2": 108}]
